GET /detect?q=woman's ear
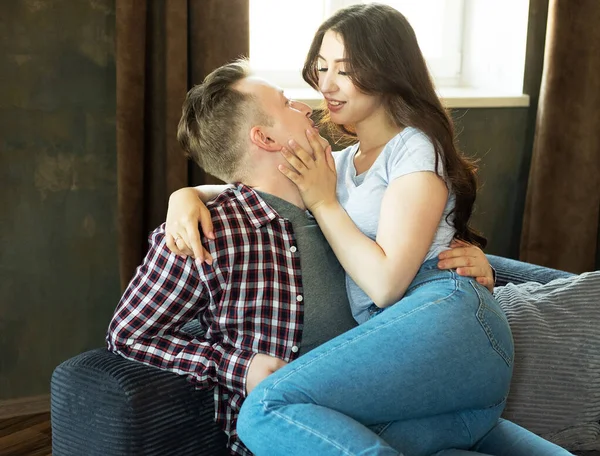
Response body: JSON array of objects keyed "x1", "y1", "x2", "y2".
[{"x1": 250, "y1": 126, "x2": 282, "y2": 152}]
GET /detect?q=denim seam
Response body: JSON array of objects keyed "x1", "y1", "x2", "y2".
[
  {"x1": 405, "y1": 270, "x2": 457, "y2": 295},
  {"x1": 260, "y1": 294, "x2": 451, "y2": 454},
  {"x1": 257, "y1": 275, "x2": 462, "y2": 453},
  {"x1": 456, "y1": 410, "x2": 474, "y2": 446},
  {"x1": 458, "y1": 397, "x2": 509, "y2": 450},
  {"x1": 469, "y1": 399, "x2": 509, "y2": 452},
  {"x1": 265, "y1": 407, "x2": 356, "y2": 455},
  {"x1": 375, "y1": 420, "x2": 393, "y2": 436},
  {"x1": 471, "y1": 282, "x2": 513, "y2": 366}
]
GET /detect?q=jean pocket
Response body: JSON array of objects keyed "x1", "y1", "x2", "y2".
[{"x1": 472, "y1": 282, "x2": 514, "y2": 367}]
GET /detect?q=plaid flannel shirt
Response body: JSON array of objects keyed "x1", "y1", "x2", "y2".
[{"x1": 107, "y1": 185, "x2": 305, "y2": 456}]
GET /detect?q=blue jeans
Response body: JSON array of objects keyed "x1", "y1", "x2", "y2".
[{"x1": 237, "y1": 260, "x2": 572, "y2": 455}]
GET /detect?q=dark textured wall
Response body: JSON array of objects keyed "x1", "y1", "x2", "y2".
[
  {"x1": 0, "y1": 1, "x2": 546, "y2": 400},
  {"x1": 452, "y1": 108, "x2": 530, "y2": 258},
  {"x1": 0, "y1": 0, "x2": 119, "y2": 400}
]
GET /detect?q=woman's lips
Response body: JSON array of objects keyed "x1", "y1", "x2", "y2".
[{"x1": 327, "y1": 100, "x2": 345, "y2": 113}]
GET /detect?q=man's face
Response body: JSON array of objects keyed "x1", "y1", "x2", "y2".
[{"x1": 237, "y1": 76, "x2": 328, "y2": 152}]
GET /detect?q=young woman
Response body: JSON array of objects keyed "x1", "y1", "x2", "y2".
[{"x1": 164, "y1": 4, "x2": 571, "y2": 455}]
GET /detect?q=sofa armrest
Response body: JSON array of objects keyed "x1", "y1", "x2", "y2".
[
  {"x1": 487, "y1": 254, "x2": 575, "y2": 287},
  {"x1": 51, "y1": 348, "x2": 227, "y2": 456}
]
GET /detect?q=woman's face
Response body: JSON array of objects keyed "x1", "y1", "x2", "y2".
[{"x1": 317, "y1": 30, "x2": 384, "y2": 127}]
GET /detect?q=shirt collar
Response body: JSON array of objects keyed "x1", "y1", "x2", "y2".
[{"x1": 232, "y1": 184, "x2": 280, "y2": 229}]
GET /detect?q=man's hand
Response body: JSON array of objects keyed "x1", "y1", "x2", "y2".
[
  {"x1": 438, "y1": 240, "x2": 495, "y2": 292},
  {"x1": 246, "y1": 354, "x2": 288, "y2": 395}
]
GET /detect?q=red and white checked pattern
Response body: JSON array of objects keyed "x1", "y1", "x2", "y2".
[{"x1": 107, "y1": 185, "x2": 305, "y2": 455}]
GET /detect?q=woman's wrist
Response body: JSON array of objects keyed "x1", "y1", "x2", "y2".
[{"x1": 310, "y1": 199, "x2": 342, "y2": 219}]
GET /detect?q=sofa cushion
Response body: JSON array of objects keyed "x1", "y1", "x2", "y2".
[{"x1": 494, "y1": 271, "x2": 600, "y2": 452}]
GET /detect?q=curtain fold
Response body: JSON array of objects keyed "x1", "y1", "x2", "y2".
[
  {"x1": 116, "y1": 0, "x2": 249, "y2": 288},
  {"x1": 188, "y1": 0, "x2": 250, "y2": 187},
  {"x1": 520, "y1": 0, "x2": 600, "y2": 273}
]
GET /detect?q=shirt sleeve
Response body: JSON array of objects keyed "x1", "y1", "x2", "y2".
[
  {"x1": 106, "y1": 225, "x2": 255, "y2": 397},
  {"x1": 387, "y1": 131, "x2": 444, "y2": 182}
]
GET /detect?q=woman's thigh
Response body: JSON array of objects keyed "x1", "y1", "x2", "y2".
[{"x1": 248, "y1": 272, "x2": 514, "y2": 425}]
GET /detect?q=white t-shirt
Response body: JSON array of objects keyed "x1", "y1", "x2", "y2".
[{"x1": 334, "y1": 127, "x2": 456, "y2": 323}]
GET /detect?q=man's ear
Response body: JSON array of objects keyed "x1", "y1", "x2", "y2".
[{"x1": 250, "y1": 126, "x2": 282, "y2": 152}]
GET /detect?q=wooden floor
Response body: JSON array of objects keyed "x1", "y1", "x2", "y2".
[{"x1": 0, "y1": 413, "x2": 51, "y2": 456}]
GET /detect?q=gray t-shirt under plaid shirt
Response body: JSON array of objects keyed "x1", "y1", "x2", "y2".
[
  {"x1": 333, "y1": 127, "x2": 457, "y2": 324},
  {"x1": 258, "y1": 192, "x2": 357, "y2": 355}
]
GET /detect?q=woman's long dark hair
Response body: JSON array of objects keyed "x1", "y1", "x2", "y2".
[{"x1": 302, "y1": 3, "x2": 486, "y2": 247}]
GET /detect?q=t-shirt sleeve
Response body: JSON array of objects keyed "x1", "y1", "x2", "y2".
[{"x1": 387, "y1": 131, "x2": 444, "y2": 182}]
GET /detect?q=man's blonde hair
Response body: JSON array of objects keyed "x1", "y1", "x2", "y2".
[{"x1": 177, "y1": 59, "x2": 270, "y2": 182}]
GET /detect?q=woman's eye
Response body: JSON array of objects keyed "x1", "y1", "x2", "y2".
[
  {"x1": 317, "y1": 67, "x2": 328, "y2": 72},
  {"x1": 338, "y1": 71, "x2": 348, "y2": 76}
]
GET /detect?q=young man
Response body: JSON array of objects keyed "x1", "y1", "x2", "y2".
[{"x1": 107, "y1": 60, "x2": 495, "y2": 456}]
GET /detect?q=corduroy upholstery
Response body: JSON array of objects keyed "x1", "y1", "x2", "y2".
[
  {"x1": 51, "y1": 321, "x2": 227, "y2": 456},
  {"x1": 50, "y1": 255, "x2": 580, "y2": 456}
]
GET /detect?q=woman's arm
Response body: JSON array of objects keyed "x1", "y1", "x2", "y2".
[
  {"x1": 165, "y1": 185, "x2": 231, "y2": 263},
  {"x1": 190, "y1": 185, "x2": 233, "y2": 202},
  {"x1": 312, "y1": 172, "x2": 447, "y2": 308},
  {"x1": 281, "y1": 129, "x2": 483, "y2": 306}
]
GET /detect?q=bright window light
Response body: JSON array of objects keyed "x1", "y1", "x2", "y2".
[{"x1": 249, "y1": 0, "x2": 464, "y2": 89}]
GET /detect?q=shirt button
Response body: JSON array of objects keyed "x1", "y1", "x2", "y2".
[
  {"x1": 291, "y1": 346, "x2": 299, "y2": 353},
  {"x1": 290, "y1": 246, "x2": 297, "y2": 253},
  {"x1": 296, "y1": 295, "x2": 303, "y2": 302}
]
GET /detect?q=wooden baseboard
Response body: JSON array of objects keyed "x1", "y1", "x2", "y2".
[{"x1": 0, "y1": 395, "x2": 51, "y2": 419}]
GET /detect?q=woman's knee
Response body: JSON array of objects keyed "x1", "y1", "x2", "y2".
[
  {"x1": 237, "y1": 386, "x2": 267, "y2": 447},
  {"x1": 238, "y1": 372, "x2": 311, "y2": 444}
]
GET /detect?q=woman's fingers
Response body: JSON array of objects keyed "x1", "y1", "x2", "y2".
[
  {"x1": 324, "y1": 145, "x2": 336, "y2": 172},
  {"x1": 186, "y1": 225, "x2": 213, "y2": 265},
  {"x1": 281, "y1": 145, "x2": 308, "y2": 173},
  {"x1": 166, "y1": 227, "x2": 214, "y2": 265},
  {"x1": 439, "y1": 244, "x2": 481, "y2": 262},
  {"x1": 198, "y1": 207, "x2": 215, "y2": 240},
  {"x1": 438, "y1": 254, "x2": 474, "y2": 268},
  {"x1": 439, "y1": 239, "x2": 493, "y2": 291},
  {"x1": 175, "y1": 235, "x2": 194, "y2": 257},
  {"x1": 287, "y1": 140, "x2": 315, "y2": 169},
  {"x1": 305, "y1": 129, "x2": 326, "y2": 161},
  {"x1": 454, "y1": 266, "x2": 484, "y2": 278},
  {"x1": 454, "y1": 266, "x2": 494, "y2": 292},
  {"x1": 477, "y1": 276, "x2": 494, "y2": 293},
  {"x1": 165, "y1": 233, "x2": 187, "y2": 258},
  {"x1": 278, "y1": 162, "x2": 302, "y2": 185}
]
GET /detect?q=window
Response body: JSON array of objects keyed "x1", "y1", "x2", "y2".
[{"x1": 249, "y1": 0, "x2": 465, "y2": 89}]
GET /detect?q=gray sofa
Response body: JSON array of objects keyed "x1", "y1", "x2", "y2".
[{"x1": 50, "y1": 255, "x2": 596, "y2": 455}]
